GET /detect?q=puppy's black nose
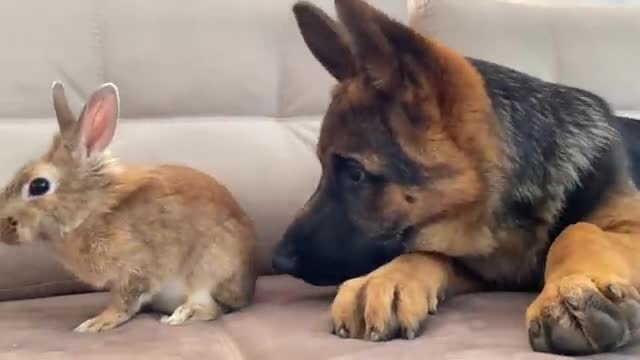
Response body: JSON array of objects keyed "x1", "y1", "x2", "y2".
[{"x1": 272, "y1": 244, "x2": 298, "y2": 275}]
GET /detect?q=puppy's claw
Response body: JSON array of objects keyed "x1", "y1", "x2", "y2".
[
  {"x1": 565, "y1": 297, "x2": 580, "y2": 310},
  {"x1": 403, "y1": 327, "x2": 417, "y2": 340},
  {"x1": 528, "y1": 320, "x2": 541, "y2": 338},
  {"x1": 368, "y1": 329, "x2": 383, "y2": 342},
  {"x1": 336, "y1": 326, "x2": 349, "y2": 339},
  {"x1": 608, "y1": 284, "x2": 623, "y2": 300}
]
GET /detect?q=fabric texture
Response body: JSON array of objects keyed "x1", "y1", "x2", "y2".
[{"x1": 1, "y1": 275, "x2": 638, "y2": 360}]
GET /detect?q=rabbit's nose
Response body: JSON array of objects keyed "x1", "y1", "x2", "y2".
[{"x1": 0, "y1": 216, "x2": 19, "y2": 244}]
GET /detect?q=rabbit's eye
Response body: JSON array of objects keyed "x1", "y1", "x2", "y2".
[{"x1": 28, "y1": 178, "x2": 51, "y2": 197}]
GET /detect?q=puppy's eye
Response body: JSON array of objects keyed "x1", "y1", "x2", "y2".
[
  {"x1": 346, "y1": 164, "x2": 365, "y2": 184},
  {"x1": 28, "y1": 177, "x2": 51, "y2": 197},
  {"x1": 335, "y1": 156, "x2": 367, "y2": 185}
]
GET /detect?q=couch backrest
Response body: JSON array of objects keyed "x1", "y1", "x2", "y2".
[
  {"x1": 408, "y1": 0, "x2": 640, "y2": 118},
  {"x1": 0, "y1": 0, "x2": 407, "y2": 300}
]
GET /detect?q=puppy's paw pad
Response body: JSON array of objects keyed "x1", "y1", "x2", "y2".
[{"x1": 527, "y1": 275, "x2": 640, "y2": 355}]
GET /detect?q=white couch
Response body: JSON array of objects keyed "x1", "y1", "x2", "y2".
[
  {"x1": 410, "y1": 0, "x2": 640, "y2": 118},
  {"x1": 0, "y1": 0, "x2": 638, "y2": 358}
]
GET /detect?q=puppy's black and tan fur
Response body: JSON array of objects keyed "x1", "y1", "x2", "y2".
[{"x1": 273, "y1": 0, "x2": 640, "y2": 355}]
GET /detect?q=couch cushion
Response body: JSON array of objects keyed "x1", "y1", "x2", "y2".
[
  {"x1": 618, "y1": 111, "x2": 640, "y2": 120},
  {"x1": 408, "y1": 0, "x2": 640, "y2": 114},
  {"x1": 0, "y1": 275, "x2": 637, "y2": 359}
]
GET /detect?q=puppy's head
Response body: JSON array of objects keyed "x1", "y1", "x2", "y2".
[{"x1": 273, "y1": 0, "x2": 499, "y2": 285}]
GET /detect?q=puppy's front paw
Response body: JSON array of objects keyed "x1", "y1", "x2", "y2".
[
  {"x1": 526, "y1": 274, "x2": 640, "y2": 355},
  {"x1": 331, "y1": 273, "x2": 439, "y2": 341}
]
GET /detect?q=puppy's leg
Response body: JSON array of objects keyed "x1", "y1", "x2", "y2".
[
  {"x1": 75, "y1": 275, "x2": 150, "y2": 333},
  {"x1": 527, "y1": 194, "x2": 640, "y2": 355},
  {"x1": 331, "y1": 252, "x2": 477, "y2": 341}
]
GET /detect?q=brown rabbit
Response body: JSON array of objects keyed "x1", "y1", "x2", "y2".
[{"x1": 0, "y1": 81, "x2": 257, "y2": 333}]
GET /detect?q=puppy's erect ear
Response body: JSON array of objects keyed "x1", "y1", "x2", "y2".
[
  {"x1": 335, "y1": 0, "x2": 433, "y2": 93},
  {"x1": 75, "y1": 83, "x2": 120, "y2": 158},
  {"x1": 336, "y1": 0, "x2": 399, "y2": 92},
  {"x1": 293, "y1": 1, "x2": 357, "y2": 81},
  {"x1": 51, "y1": 81, "x2": 77, "y2": 136}
]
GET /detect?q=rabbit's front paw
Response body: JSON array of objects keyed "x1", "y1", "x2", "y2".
[
  {"x1": 160, "y1": 298, "x2": 222, "y2": 326},
  {"x1": 74, "y1": 308, "x2": 130, "y2": 333},
  {"x1": 160, "y1": 305, "x2": 195, "y2": 326}
]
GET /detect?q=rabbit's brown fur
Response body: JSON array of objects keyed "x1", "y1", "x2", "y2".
[{"x1": 0, "y1": 82, "x2": 256, "y2": 332}]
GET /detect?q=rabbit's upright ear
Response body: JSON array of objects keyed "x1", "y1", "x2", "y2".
[
  {"x1": 76, "y1": 83, "x2": 120, "y2": 158},
  {"x1": 51, "y1": 81, "x2": 77, "y2": 137}
]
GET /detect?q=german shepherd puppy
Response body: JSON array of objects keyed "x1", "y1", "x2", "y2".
[{"x1": 272, "y1": 0, "x2": 640, "y2": 355}]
